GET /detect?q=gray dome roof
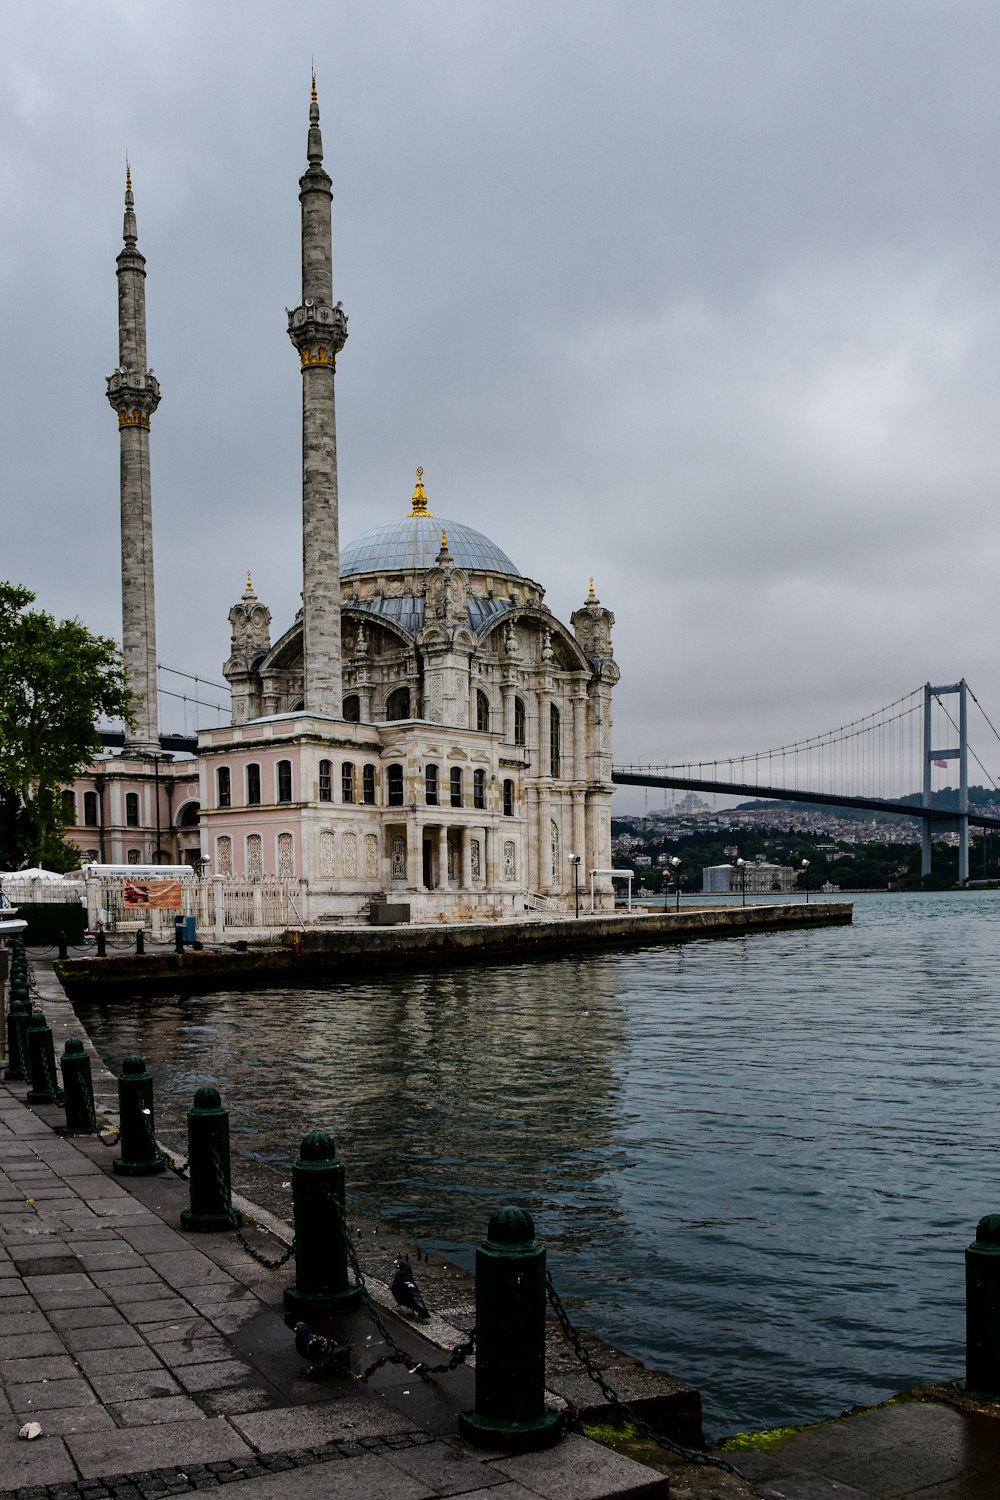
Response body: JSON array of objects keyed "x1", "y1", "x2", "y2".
[{"x1": 340, "y1": 516, "x2": 520, "y2": 578}]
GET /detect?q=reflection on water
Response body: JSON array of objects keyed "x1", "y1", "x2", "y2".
[{"x1": 74, "y1": 892, "x2": 1000, "y2": 1437}]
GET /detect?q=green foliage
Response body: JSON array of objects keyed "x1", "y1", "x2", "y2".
[{"x1": 0, "y1": 582, "x2": 134, "y2": 868}]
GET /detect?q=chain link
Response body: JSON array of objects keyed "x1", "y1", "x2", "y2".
[
  {"x1": 545, "y1": 1272, "x2": 742, "y2": 1476},
  {"x1": 208, "y1": 1138, "x2": 296, "y2": 1269}
]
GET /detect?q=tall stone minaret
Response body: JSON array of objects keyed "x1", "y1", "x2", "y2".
[
  {"x1": 287, "y1": 75, "x2": 348, "y2": 717},
  {"x1": 105, "y1": 166, "x2": 161, "y2": 754}
]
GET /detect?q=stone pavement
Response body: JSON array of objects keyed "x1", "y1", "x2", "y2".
[{"x1": 0, "y1": 1073, "x2": 676, "y2": 1499}]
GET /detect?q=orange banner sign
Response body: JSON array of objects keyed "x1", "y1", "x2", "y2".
[{"x1": 123, "y1": 879, "x2": 182, "y2": 910}]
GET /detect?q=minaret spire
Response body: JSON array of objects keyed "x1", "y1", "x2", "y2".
[
  {"x1": 287, "y1": 73, "x2": 348, "y2": 716},
  {"x1": 106, "y1": 167, "x2": 162, "y2": 754}
]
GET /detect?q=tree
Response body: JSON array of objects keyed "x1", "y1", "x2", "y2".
[{"x1": 0, "y1": 582, "x2": 135, "y2": 869}]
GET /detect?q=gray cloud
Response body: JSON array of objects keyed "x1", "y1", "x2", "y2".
[{"x1": 4, "y1": 0, "x2": 1000, "y2": 812}]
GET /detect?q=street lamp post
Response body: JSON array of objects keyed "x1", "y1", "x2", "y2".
[
  {"x1": 670, "y1": 856, "x2": 682, "y2": 912},
  {"x1": 801, "y1": 858, "x2": 810, "y2": 903},
  {"x1": 568, "y1": 854, "x2": 581, "y2": 919},
  {"x1": 735, "y1": 857, "x2": 747, "y2": 907}
]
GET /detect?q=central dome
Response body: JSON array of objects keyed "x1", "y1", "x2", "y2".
[{"x1": 341, "y1": 515, "x2": 520, "y2": 579}]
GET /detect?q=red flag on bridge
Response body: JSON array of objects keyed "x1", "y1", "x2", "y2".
[{"x1": 933, "y1": 759, "x2": 949, "y2": 768}]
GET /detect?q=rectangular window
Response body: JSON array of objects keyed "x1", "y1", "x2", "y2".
[
  {"x1": 247, "y1": 763, "x2": 261, "y2": 805},
  {"x1": 425, "y1": 764, "x2": 439, "y2": 807},
  {"x1": 473, "y1": 769, "x2": 486, "y2": 810},
  {"x1": 503, "y1": 778, "x2": 514, "y2": 817},
  {"x1": 125, "y1": 793, "x2": 140, "y2": 827},
  {"x1": 318, "y1": 760, "x2": 332, "y2": 802},
  {"x1": 388, "y1": 764, "x2": 404, "y2": 806},
  {"x1": 277, "y1": 760, "x2": 292, "y2": 803},
  {"x1": 83, "y1": 791, "x2": 99, "y2": 827},
  {"x1": 217, "y1": 767, "x2": 231, "y2": 809},
  {"x1": 61, "y1": 789, "x2": 76, "y2": 823},
  {"x1": 450, "y1": 767, "x2": 463, "y2": 808},
  {"x1": 362, "y1": 764, "x2": 376, "y2": 804},
  {"x1": 342, "y1": 763, "x2": 355, "y2": 804}
]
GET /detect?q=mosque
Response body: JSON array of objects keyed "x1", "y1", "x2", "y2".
[{"x1": 65, "y1": 85, "x2": 619, "y2": 920}]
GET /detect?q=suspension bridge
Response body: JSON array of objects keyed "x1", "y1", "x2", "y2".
[{"x1": 613, "y1": 681, "x2": 1000, "y2": 885}]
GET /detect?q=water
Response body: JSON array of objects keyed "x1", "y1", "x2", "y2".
[{"x1": 72, "y1": 892, "x2": 1000, "y2": 1438}]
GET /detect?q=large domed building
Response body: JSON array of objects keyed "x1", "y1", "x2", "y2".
[{"x1": 66, "y1": 84, "x2": 619, "y2": 922}]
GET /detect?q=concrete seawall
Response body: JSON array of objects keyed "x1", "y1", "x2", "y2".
[{"x1": 55, "y1": 901, "x2": 852, "y2": 996}]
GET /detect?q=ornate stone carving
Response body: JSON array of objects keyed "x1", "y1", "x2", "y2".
[
  {"x1": 319, "y1": 831, "x2": 335, "y2": 876},
  {"x1": 365, "y1": 833, "x2": 378, "y2": 878},
  {"x1": 343, "y1": 832, "x2": 358, "y2": 878}
]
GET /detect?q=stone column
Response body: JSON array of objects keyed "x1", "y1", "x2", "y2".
[
  {"x1": 460, "y1": 827, "x2": 473, "y2": 890},
  {"x1": 538, "y1": 787, "x2": 552, "y2": 894},
  {"x1": 407, "y1": 820, "x2": 423, "y2": 889},
  {"x1": 437, "y1": 826, "x2": 449, "y2": 890}
]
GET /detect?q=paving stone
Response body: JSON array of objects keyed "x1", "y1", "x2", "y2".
[
  {"x1": 16, "y1": 1402, "x2": 117, "y2": 1436},
  {"x1": 0, "y1": 1354, "x2": 80, "y2": 1382},
  {"x1": 74, "y1": 1344, "x2": 167, "y2": 1376},
  {"x1": 11, "y1": 1254, "x2": 82, "y2": 1277},
  {"x1": 89, "y1": 1367, "x2": 183, "y2": 1401},
  {"x1": 385, "y1": 1440, "x2": 509, "y2": 1493},
  {"x1": 90, "y1": 1267, "x2": 164, "y2": 1289},
  {"x1": 196, "y1": 1386, "x2": 278, "y2": 1417},
  {"x1": 199, "y1": 1452, "x2": 436, "y2": 1499},
  {"x1": 115, "y1": 1225, "x2": 191, "y2": 1253},
  {"x1": 0, "y1": 1432, "x2": 78, "y2": 1487},
  {"x1": 27, "y1": 1282, "x2": 109, "y2": 1311},
  {"x1": 487, "y1": 1433, "x2": 671, "y2": 1498},
  {"x1": 48, "y1": 1304, "x2": 128, "y2": 1330},
  {"x1": 0, "y1": 1330, "x2": 67, "y2": 1359},
  {"x1": 171, "y1": 1359, "x2": 258, "y2": 1394},
  {"x1": 144, "y1": 1251, "x2": 232, "y2": 1288},
  {"x1": 231, "y1": 1399, "x2": 415, "y2": 1453},
  {"x1": 0, "y1": 1276, "x2": 34, "y2": 1296},
  {"x1": 0, "y1": 1308, "x2": 48, "y2": 1335},
  {"x1": 107, "y1": 1393, "x2": 211, "y2": 1426},
  {"x1": 115, "y1": 1295, "x2": 199, "y2": 1322},
  {"x1": 66, "y1": 1417, "x2": 254, "y2": 1480},
  {"x1": 8, "y1": 1377, "x2": 98, "y2": 1412},
  {"x1": 139, "y1": 1323, "x2": 223, "y2": 1354},
  {"x1": 59, "y1": 1322, "x2": 144, "y2": 1353}
]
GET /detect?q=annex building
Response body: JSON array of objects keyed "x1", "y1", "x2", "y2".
[{"x1": 64, "y1": 85, "x2": 619, "y2": 921}]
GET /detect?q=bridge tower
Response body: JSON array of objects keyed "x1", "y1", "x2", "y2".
[
  {"x1": 106, "y1": 166, "x2": 162, "y2": 755},
  {"x1": 922, "y1": 681, "x2": 969, "y2": 884}
]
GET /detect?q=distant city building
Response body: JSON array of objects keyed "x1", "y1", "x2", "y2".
[{"x1": 702, "y1": 862, "x2": 798, "y2": 894}]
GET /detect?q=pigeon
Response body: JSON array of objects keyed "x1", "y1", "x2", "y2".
[
  {"x1": 293, "y1": 1321, "x2": 349, "y2": 1374},
  {"x1": 391, "y1": 1258, "x2": 430, "y2": 1319}
]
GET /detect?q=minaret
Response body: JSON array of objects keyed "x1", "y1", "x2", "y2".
[
  {"x1": 105, "y1": 165, "x2": 161, "y2": 754},
  {"x1": 286, "y1": 75, "x2": 348, "y2": 716}
]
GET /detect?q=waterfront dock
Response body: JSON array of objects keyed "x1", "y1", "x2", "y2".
[{"x1": 54, "y1": 902, "x2": 854, "y2": 995}]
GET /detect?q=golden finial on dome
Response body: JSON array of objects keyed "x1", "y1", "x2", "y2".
[
  {"x1": 125, "y1": 158, "x2": 132, "y2": 194},
  {"x1": 311, "y1": 69, "x2": 317, "y2": 105},
  {"x1": 408, "y1": 466, "x2": 432, "y2": 518},
  {"x1": 588, "y1": 577, "x2": 596, "y2": 599},
  {"x1": 440, "y1": 528, "x2": 448, "y2": 550},
  {"x1": 246, "y1": 571, "x2": 253, "y2": 592}
]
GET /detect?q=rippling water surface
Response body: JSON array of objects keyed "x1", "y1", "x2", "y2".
[{"x1": 73, "y1": 892, "x2": 1000, "y2": 1437}]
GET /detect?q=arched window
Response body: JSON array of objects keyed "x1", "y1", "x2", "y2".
[
  {"x1": 343, "y1": 694, "x2": 360, "y2": 722},
  {"x1": 83, "y1": 791, "x2": 99, "y2": 826},
  {"x1": 476, "y1": 690, "x2": 490, "y2": 733},
  {"x1": 387, "y1": 763, "x2": 404, "y2": 807},
  {"x1": 425, "y1": 764, "x2": 439, "y2": 806},
  {"x1": 216, "y1": 836, "x2": 233, "y2": 877},
  {"x1": 550, "y1": 703, "x2": 561, "y2": 778},
  {"x1": 277, "y1": 832, "x2": 294, "y2": 877},
  {"x1": 341, "y1": 762, "x2": 355, "y2": 803},
  {"x1": 503, "y1": 778, "x2": 514, "y2": 817},
  {"x1": 450, "y1": 767, "x2": 463, "y2": 808},
  {"x1": 216, "y1": 768, "x2": 231, "y2": 809},
  {"x1": 61, "y1": 790, "x2": 76, "y2": 823},
  {"x1": 514, "y1": 697, "x2": 526, "y2": 746},
  {"x1": 362, "y1": 764, "x2": 376, "y2": 804},
  {"x1": 386, "y1": 686, "x2": 410, "y2": 721},
  {"x1": 246, "y1": 763, "x2": 261, "y2": 806},
  {"x1": 276, "y1": 760, "x2": 292, "y2": 803},
  {"x1": 127, "y1": 848, "x2": 141, "y2": 865},
  {"x1": 125, "y1": 793, "x2": 140, "y2": 827},
  {"x1": 318, "y1": 760, "x2": 332, "y2": 802},
  {"x1": 246, "y1": 833, "x2": 263, "y2": 879},
  {"x1": 473, "y1": 769, "x2": 486, "y2": 810}
]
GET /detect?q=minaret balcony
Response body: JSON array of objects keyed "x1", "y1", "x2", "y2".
[
  {"x1": 106, "y1": 369, "x2": 161, "y2": 424},
  {"x1": 287, "y1": 301, "x2": 348, "y2": 362}
]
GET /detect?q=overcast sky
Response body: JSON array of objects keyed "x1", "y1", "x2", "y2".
[{"x1": 4, "y1": 1, "x2": 1000, "y2": 813}]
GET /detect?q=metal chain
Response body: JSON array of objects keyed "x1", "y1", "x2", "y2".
[
  {"x1": 209, "y1": 1138, "x2": 296, "y2": 1269},
  {"x1": 545, "y1": 1272, "x2": 742, "y2": 1476},
  {"x1": 323, "y1": 1184, "x2": 475, "y2": 1381}
]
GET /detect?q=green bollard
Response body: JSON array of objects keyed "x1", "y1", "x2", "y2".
[
  {"x1": 967, "y1": 1214, "x2": 1000, "y2": 1394},
  {"x1": 26, "y1": 1011, "x2": 63, "y2": 1105},
  {"x1": 57, "y1": 932, "x2": 68, "y2": 960},
  {"x1": 96, "y1": 930, "x2": 107, "y2": 957},
  {"x1": 9, "y1": 966, "x2": 29, "y2": 1008},
  {"x1": 283, "y1": 1131, "x2": 362, "y2": 1316},
  {"x1": 181, "y1": 1086, "x2": 241, "y2": 1232},
  {"x1": 59, "y1": 1039, "x2": 98, "y2": 1135},
  {"x1": 113, "y1": 1055, "x2": 165, "y2": 1176},
  {"x1": 458, "y1": 1206, "x2": 563, "y2": 1452},
  {"x1": 4, "y1": 998, "x2": 31, "y2": 1081},
  {"x1": 136, "y1": 928, "x2": 145, "y2": 956}
]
